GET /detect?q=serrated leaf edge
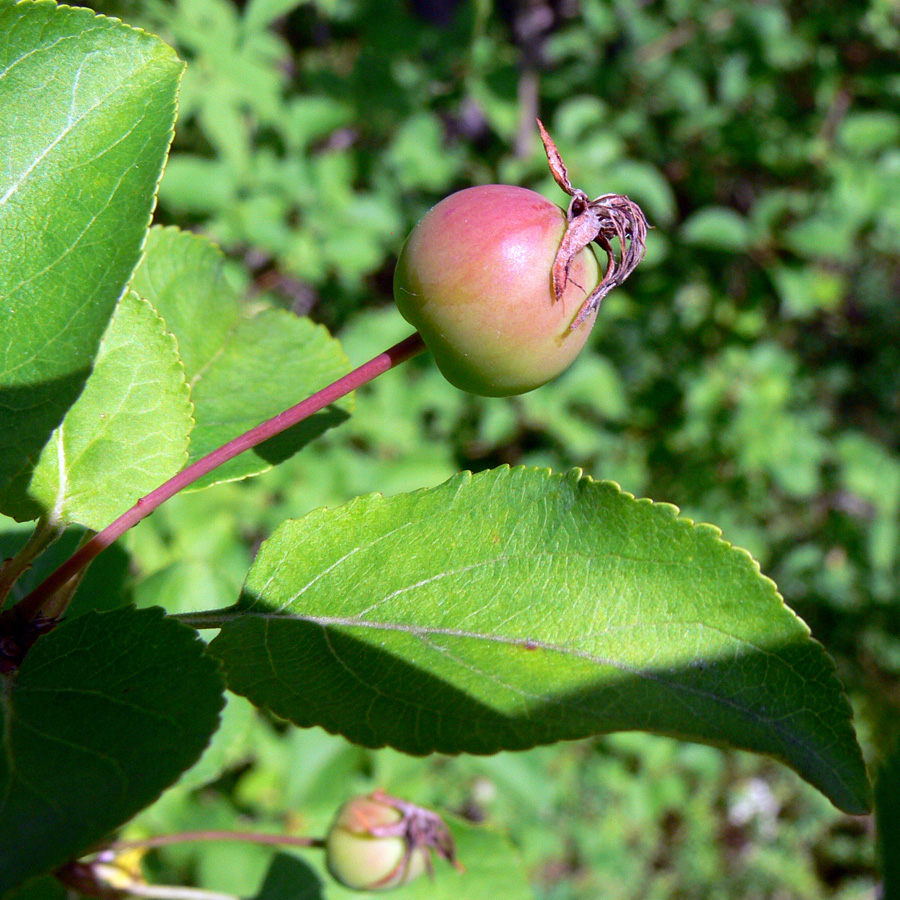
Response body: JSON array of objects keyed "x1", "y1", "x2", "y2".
[{"x1": 239, "y1": 464, "x2": 872, "y2": 812}]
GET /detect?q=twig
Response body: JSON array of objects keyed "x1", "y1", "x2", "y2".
[
  {"x1": 0, "y1": 517, "x2": 64, "y2": 610},
  {"x1": 99, "y1": 831, "x2": 326, "y2": 854},
  {"x1": 12, "y1": 333, "x2": 426, "y2": 627}
]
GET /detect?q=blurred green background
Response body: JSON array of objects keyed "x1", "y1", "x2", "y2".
[{"x1": 31, "y1": 0, "x2": 900, "y2": 895}]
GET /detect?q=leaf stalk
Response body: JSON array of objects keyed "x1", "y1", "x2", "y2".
[
  {"x1": 12, "y1": 333, "x2": 426, "y2": 626},
  {"x1": 98, "y1": 830, "x2": 326, "y2": 853},
  {"x1": 0, "y1": 517, "x2": 64, "y2": 611}
]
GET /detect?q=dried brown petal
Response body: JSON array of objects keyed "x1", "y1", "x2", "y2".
[
  {"x1": 537, "y1": 118, "x2": 574, "y2": 196},
  {"x1": 537, "y1": 120, "x2": 650, "y2": 328}
]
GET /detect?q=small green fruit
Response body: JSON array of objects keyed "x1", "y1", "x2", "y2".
[
  {"x1": 325, "y1": 793, "x2": 429, "y2": 891},
  {"x1": 393, "y1": 184, "x2": 601, "y2": 396}
]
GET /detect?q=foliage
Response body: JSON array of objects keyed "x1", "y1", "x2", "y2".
[
  {"x1": 0, "y1": 607, "x2": 224, "y2": 889},
  {"x1": 2, "y1": 0, "x2": 898, "y2": 897}
]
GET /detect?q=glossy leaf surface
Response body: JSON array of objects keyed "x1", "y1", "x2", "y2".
[
  {"x1": 27, "y1": 292, "x2": 192, "y2": 530},
  {"x1": 0, "y1": 1, "x2": 182, "y2": 520},
  {"x1": 211, "y1": 467, "x2": 870, "y2": 814}
]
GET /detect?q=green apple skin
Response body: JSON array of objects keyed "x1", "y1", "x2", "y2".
[
  {"x1": 325, "y1": 794, "x2": 428, "y2": 891},
  {"x1": 394, "y1": 184, "x2": 600, "y2": 396}
]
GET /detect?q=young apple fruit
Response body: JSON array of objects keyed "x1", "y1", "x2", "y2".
[
  {"x1": 326, "y1": 793, "x2": 428, "y2": 891},
  {"x1": 393, "y1": 184, "x2": 600, "y2": 396},
  {"x1": 393, "y1": 123, "x2": 648, "y2": 397},
  {"x1": 325, "y1": 791, "x2": 458, "y2": 891}
]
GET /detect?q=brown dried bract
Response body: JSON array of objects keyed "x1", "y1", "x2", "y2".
[{"x1": 538, "y1": 119, "x2": 649, "y2": 328}]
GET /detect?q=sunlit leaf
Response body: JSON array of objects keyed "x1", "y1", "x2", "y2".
[
  {"x1": 27, "y1": 292, "x2": 193, "y2": 530},
  {"x1": 211, "y1": 467, "x2": 870, "y2": 815},
  {"x1": 0, "y1": 1, "x2": 183, "y2": 520},
  {"x1": 131, "y1": 227, "x2": 353, "y2": 489}
]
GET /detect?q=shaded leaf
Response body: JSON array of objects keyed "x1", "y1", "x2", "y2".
[
  {"x1": 876, "y1": 739, "x2": 900, "y2": 896},
  {"x1": 175, "y1": 691, "x2": 256, "y2": 792},
  {"x1": 253, "y1": 853, "x2": 324, "y2": 900},
  {"x1": 0, "y1": 1, "x2": 183, "y2": 520},
  {"x1": 27, "y1": 292, "x2": 192, "y2": 531},
  {"x1": 0, "y1": 875, "x2": 66, "y2": 900},
  {"x1": 0, "y1": 522, "x2": 131, "y2": 617},
  {"x1": 0, "y1": 606, "x2": 225, "y2": 893},
  {"x1": 210, "y1": 467, "x2": 870, "y2": 815}
]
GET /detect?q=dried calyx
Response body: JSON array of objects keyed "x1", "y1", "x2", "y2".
[{"x1": 538, "y1": 119, "x2": 649, "y2": 328}]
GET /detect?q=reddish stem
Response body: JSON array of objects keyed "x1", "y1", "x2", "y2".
[
  {"x1": 97, "y1": 830, "x2": 326, "y2": 855},
  {"x1": 14, "y1": 333, "x2": 426, "y2": 623}
]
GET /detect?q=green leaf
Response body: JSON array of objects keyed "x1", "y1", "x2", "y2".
[
  {"x1": 383, "y1": 113, "x2": 463, "y2": 192},
  {"x1": 243, "y1": 0, "x2": 307, "y2": 33},
  {"x1": 770, "y1": 263, "x2": 845, "y2": 319},
  {"x1": 284, "y1": 97, "x2": 355, "y2": 151},
  {"x1": 157, "y1": 156, "x2": 237, "y2": 215},
  {"x1": 129, "y1": 227, "x2": 242, "y2": 380},
  {"x1": 838, "y1": 111, "x2": 900, "y2": 155},
  {"x1": 876, "y1": 739, "x2": 900, "y2": 896},
  {"x1": 0, "y1": 606, "x2": 225, "y2": 893},
  {"x1": 681, "y1": 207, "x2": 751, "y2": 252},
  {"x1": 186, "y1": 309, "x2": 353, "y2": 488},
  {"x1": 602, "y1": 160, "x2": 678, "y2": 226},
  {"x1": 253, "y1": 854, "x2": 323, "y2": 900},
  {"x1": 1, "y1": 875, "x2": 66, "y2": 900},
  {"x1": 175, "y1": 691, "x2": 257, "y2": 792},
  {"x1": 782, "y1": 214, "x2": 853, "y2": 259},
  {"x1": 395, "y1": 817, "x2": 529, "y2": 900},
  {"x1": 25, "y1": 292, "x2": 192, "y2": 530},
  {"x1": 0, "y1": 1, "x2": 183, "y2": 521},
  {"x1": 210, "y1": 467, "x2": 871, "y2": 815},
  {"x1": 131, "y1": 226, "x2": 353, "y2": 489}
]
